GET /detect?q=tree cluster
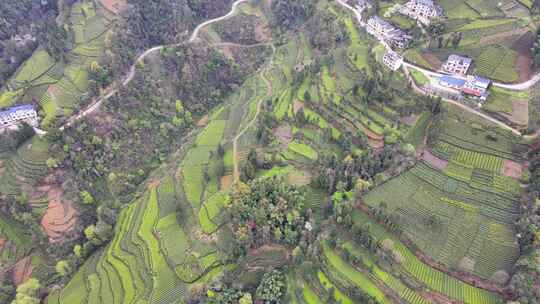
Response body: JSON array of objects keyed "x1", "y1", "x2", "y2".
[
  {"x1": 509, "y1": 146, "x2": 540, "y2": 302},
  {"x1": 227, "y1": 178, "x2": 314, "y2": 255}
]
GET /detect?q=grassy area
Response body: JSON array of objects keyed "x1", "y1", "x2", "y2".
[
  {"x1": 456, "y1": 19, "x2": 513, "y2": 31},
  {"x1": 0, "y1": 90, "x2": 22, "y2": 108},
  {"x1": 317, "y1": 271, "x2": 354, "y2": 304},
  {"x1": 344, "y1": 17, "x2": 369, "y2": 71},
  {"x1": 288, "y1": 141, "x2": 318, "y2": 160},
  {"x1": 410, "y1": 70, "x2": 429, "y2": 86},
  {"x1": 405, "y1": 111, "x2": 431, "y2": 147}
]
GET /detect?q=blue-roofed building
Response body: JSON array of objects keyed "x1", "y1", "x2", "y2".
[
  {"x1": 463, "y1": 75, "x2": 491, "y2": 101},
  {"x1": 438, "y1": 75, "x2": 466, "y2": 90},
  {"x1": 0, "y1": 104, "x2": 38, "y2": 129}
]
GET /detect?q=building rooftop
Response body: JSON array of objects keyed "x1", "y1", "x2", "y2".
[
  {"x1": 439, "y1": 75, "x2": 466, "y2": 87},
  {"x1": 409, "y1": 0, "x2": 436, "y2": 5},
  {"x1": 447, "y1": 55, "x2": 472, "y2": 66},
  {"x1": 368, "y1": 16, "x2": 395, "y2": 30},
  {"x1": 0, "y1": 105, "x2": 36, "y2": 119},
  {"x1": 472, "y1": 76, "x2": 491, "y2": 89}
]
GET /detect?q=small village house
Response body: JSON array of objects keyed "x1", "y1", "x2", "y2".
[
  {"x1": 437, "y1": 75, "x2": 466, "y2": 90},
  {"x1": 400, "y1": 0, "x2": 443, "y2": 25},
  {"x1": 442, "y1": 54, "x2": 472, "y2": 76},
  {"x1": 462, "y1": 76, "x2": 491, "y2": 101},
  {"x1": 0, "y1": 105, "x2": 39, "y2": 129},
  {"x1": 366, "y1": 16, "x2": 411, "y2": 49},
  {"x1": 382, "y1": 50, "x2": 404, "y2": 71}
]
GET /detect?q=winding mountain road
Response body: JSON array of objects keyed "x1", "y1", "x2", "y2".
[{"x1": 60, "y1": 0, "x2": 250, "y2": 131}]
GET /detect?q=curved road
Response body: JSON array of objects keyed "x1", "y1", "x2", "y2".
[{"x1": 60, "y1": 0, "x2": 250, "y2": 131}]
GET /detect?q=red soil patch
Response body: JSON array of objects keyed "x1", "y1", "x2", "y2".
[
  {"x1": 293, "y1": 100, "x2": 304, "y2": 115},
  {"x1": 0, "y1": 237, "x2": 5, "y2": 250},
  {"x1": 100, "y1": 0, "x2": 126, "y2": 14},
  {"x1": 513, "y1": 32, "x2": 534, "y2": 82},
  {"x1": 12, "y1": 256, "x2": 33, "y2": 286},
  {"x1": 41, "y1": 187, "x2": 78, "y2": 243},
  {"x1": 502, "y1": 159, "x2": 523, "y2": 179},
  {"x1": 422, "y1": 150, "x2": 449, "y2": 170},
  {"x1": 196, "y1": 114, "x2": 209, "y2": 127},
  {"x1": 220, "y1": 175, "x2": 233, "y2": 191}
]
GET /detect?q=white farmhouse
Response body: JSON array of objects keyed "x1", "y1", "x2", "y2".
[
  {"x1": 400, "y1": 0, "x2": 443, "y2": 25},
  {"x1": 441, "y1": 54, "x2": 472, "y2": 76},
  {"x1": 366, "y1": 16, "x2": 411, "y2": 48},
  {"x1": 382, "y1": 50, "x2": 404, "y2": 71},
  {"x1": 0, "y1": 105, "x2": 39, "y2": 129}
]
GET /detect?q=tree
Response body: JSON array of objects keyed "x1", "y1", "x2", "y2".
[
  {"x1": 256, "y1": 270, "x2": 285, "y2": 303},
  {"x1": 55, "y1": 260, "x2": 71, "y2": 277},
  {"x1": 73, "y1": 244, "x2": 82, "y2": 258},
  {"x1": 11, "y1": 278, "x2": 40, "y2": 304},
  {"x1": 239, "y1": 293, "x2": 253, "y2": 304},
  {"x1": 80, "y1": 191, "x2": 95, "y2": 205}
]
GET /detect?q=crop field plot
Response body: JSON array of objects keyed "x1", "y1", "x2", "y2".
[
  {"x1": 344, "y1": 17, "x2": 369, "y2": 72},
  {"x1": 288, "y1": 141, "x2": 318, "y2": 161},
  {"x1": 199, "y1": 192, "x2": 229, "y2": 234},
  {"x1": 0, "y1": 213, "x2": 33, "y2": 267},
  {"x1": 435, "y1": 117, "x2": 522, "y2": 161},
  {"x1": 322, "y1": 243, "x2": 390, "y2": 304},
  {"x1": 11, "y1": 49, "x2": 56, "y2": 89},
  {"x1": 365, "y1": 157, "x2": 520, "y2": 280},
  {"x1": 351, "y1": 211, "x2": 504, "y2": 304},
  {"x1": 474, "y1": 45, "x2": 519, "y2": 83},
  {"x1": 50, "y1": 174, "x2": 224, "y2": 304}
]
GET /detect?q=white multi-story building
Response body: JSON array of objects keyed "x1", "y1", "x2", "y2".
[
  {"x1": 366, "y1": 16, "x2": 411, "y2": 49},
  {"x1": 0, "y1": 105, "x2": 39, "y2": 129},
  {"x1": 400, "y1": 0, "x2": 443, "y2": 25},
  {"x1": 382, "y1": 50, "x2": 404, "y2": 71},
  {"x1": 441, "y1": 54, "x2": 472, "y2": 76},
  {"x1": 355, "y1": 0, "x2": 372, "y2": 11}
]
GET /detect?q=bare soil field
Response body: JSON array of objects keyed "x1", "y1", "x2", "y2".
[
  {"x1": 422, "y1": 150, "x2": 449, "y2": 170},
  {"x1": 41, "y1": 188, "x2": 77, "y2": 243},
  {"x1": 422, "y1": 52, "x2": 442, "y2": 70},
  {"x1": 100, "y1": 0, "x2": 126, "y2": 14},
  {"x1": 12, "y1": 256, "x2": 33, "y2": 286},
  {"x1": 274, "y1": 124, "x2": 293, "y2": 148},
  {"x1": 502, "y1": 159, "x2": 523, "y2": 179},
  {"x1": 510, "y1": 99, "x2": 529, "y2": 126},
  {"x1": 220, "y1": 175, "x2": 233, "y2": 191},
  {"x1": 513, "y1": 32, "x2": 534, "y2": 82}
]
